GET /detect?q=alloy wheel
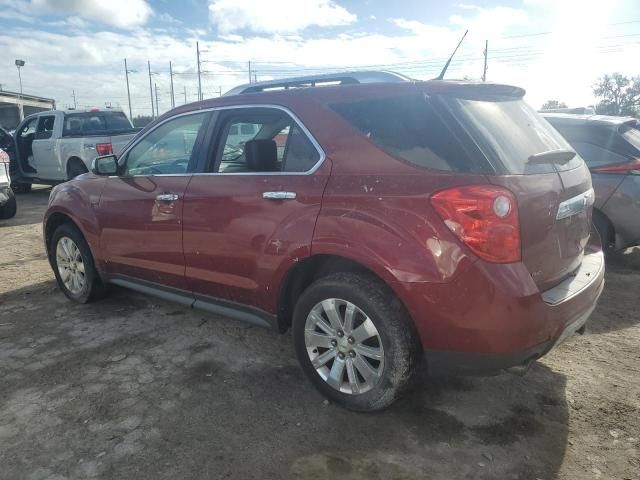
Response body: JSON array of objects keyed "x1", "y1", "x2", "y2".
[{"x1": 56, "y1": 236, "x2": 86, "y2": 295}]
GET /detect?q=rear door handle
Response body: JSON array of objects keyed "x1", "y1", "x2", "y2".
[
  {"x1": 156, "y1": 193, "x2": 179, "y2": 202},
  {"x1": 262, "y1": 191, "x2": 296, "y2": 200}
]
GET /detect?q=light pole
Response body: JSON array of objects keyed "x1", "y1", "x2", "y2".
[
  {"x1": 124, "y1": 58, "x2": 135, "y2": 120},
  {"x1": 15, "y1": 59, "x2": 25, "y2": 121},
  {"x1": 148, "y1": 60, "x2": 155, "y2": 119}
]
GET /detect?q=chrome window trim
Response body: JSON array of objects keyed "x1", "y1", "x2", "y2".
[{"x1": 116, "y1": 104, "x2": 326, "y2": 177}]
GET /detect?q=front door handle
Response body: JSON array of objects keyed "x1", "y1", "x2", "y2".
[
  {"x1": 156, "y1": 193, "x2": 179, "y2": 202},
  {"x1": 263, "y1": 191, "x2": 296, "y2": 200}
]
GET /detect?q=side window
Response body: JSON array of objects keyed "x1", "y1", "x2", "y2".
[
  {"x1": 124, "y1": 113, "x2": 207, "y2": 176},
  {"x1": 214, "y1": 108, "x2": 320, "y2": 173},
  {"x1": 35, "y1": 116, "x2": 55, "y2": 140},
  {"x1": 19, "y1": 118, "x2": 37, "y2": 139},
  {"x1": 570, "y1": 141, "x2": 630, "y2": 168}
]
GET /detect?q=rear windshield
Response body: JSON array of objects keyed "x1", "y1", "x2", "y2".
[
  {"x1": 63, "y1": 112, "x2": 132, "y2": 136},
  {"x1": 445, "y1": 96, "x2": 583, "y2": 174}
]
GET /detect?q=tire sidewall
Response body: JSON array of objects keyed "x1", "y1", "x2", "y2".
[
  {"x1": 49, "y1": 224, "x2": 97, "y2": 303},
  {"x1": 293, "y1": 274, "x2": 417, "y2": 411}
]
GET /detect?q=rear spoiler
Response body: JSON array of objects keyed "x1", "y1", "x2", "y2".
[{"x1": 433, "y1": 82, "x2": 526, "y2": 100}]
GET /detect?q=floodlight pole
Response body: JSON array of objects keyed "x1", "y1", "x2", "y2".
[
  {"x1": 169, "y1": 61, "x2": 175, "y2": 108},
  {"x1": 148, "y1": 60, "x2": 155, "y2": 119},
  {"x1": 124, "y1": 58, "x2": 133, "y2": 119},
  {"x1": 15, "y1": 60, "x2": 25, "y2": 121}
]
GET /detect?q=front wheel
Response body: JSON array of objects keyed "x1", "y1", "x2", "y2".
[
  {"x1": 49, "y1": 223, "x2": 107, "y2": 303},
  {"x1": 293, "y1": 273, "x2": 421, "y2": 412},
  {"x1": 0, "y1": 195, "x2": 16, "y2": 219}
]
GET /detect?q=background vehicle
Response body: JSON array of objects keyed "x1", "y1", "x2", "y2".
[
  {"x1": 44, "y1": 74, "x2": 604, "y2": 411},
  {"x1": 6, "y1": 108, "x2": 140, "y2": 192},
  {"x1": 0, "y1": 146, "x2": 17, "y2": 219},
  {"x1": 543, "y1": 113, "x2": 640, "y2": 251}
]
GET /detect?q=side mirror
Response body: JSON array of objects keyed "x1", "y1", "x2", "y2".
[{"x1": 91, "y1": 155, "x2": 118, "y2": 176}]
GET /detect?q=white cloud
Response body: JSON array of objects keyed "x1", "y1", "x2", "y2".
[
  {"x1": 208, "y1": 0, "x2": 357, "y2": 34},
  {"x1": 2, "y1": 0, "x2": 153, "y2": 28}
]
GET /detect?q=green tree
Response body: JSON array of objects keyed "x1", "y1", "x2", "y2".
[
  {"x1": 592, "y1": 73, "x2": 640, "y2": 116},
  {"x1": 541, "y1": 100, "x2": 568, "y2": 110}
]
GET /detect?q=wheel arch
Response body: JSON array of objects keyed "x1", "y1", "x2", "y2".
[
  {"x1": 66, "y1": 156, "x2": 88, "y2": 178},
  {"x1": 592, "y1": 207, "x2": 615, "y2": 249},
  {"x1": 276, "y1": 253, "x2": 408, "y2": 333}
]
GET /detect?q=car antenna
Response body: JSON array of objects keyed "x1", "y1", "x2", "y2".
[{"x1": 435, "y1": 29, "x2": 469, "y2": 80}]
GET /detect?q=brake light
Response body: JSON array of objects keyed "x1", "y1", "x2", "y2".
[
  {"x1": 591, "y1": 158, "x2": 640, "y2": 174},
  {"x1": 95, "y1": 143, "x2": 113, "y2": 156},
  {"x1": 430, "y1": 185, "x2": 521, "y2": 263}
]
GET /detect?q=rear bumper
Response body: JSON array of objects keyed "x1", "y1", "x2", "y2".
[{"x1": 395, "y1": 248, "x2": 605, "y2": 375}]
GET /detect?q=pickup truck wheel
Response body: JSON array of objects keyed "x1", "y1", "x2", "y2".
[
  {"x1": 67, "y1": 160, "x2": 88, "y2": 180},
  {"x1": 50, "y1": 223, "x2": 107, "y2": 303},
  {"x1": 0, "y1": 195, "x2": 17, "y2": 219},
  {"x1": 292, "y1": 273, "x2": 421, "y2": 412},
  {"x1": 11, "y1": 181, "x2": 31, "y2": 194}
]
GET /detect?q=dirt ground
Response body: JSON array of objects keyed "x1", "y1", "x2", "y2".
[{"x1": 0, "y1": 187, "x2": 639, "y2": 480}]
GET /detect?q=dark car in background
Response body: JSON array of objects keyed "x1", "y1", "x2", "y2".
[{"x1": 543, "y1": 114, "x2": 640, "y2": 251}]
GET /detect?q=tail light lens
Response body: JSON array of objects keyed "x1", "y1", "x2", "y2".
[
  {"x1": 95, "y1": 143, "x2": 113, "y2": 156},
  {"x1": 430, "y1": 185, "x2": 521, "y2": 263},
  {"x1": 590, "y1": 158, "x2": 640, "y2": 174}
]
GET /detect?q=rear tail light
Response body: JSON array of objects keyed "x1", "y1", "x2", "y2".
[
  {"x1": 591, "y1": 158, "x2": 640, "y2": 174},
  {"x1": 95, "y1": 143, "x2": 113, "y2": 156},
  {"x1": 430, "y1": 185, "x2": 521, "y2": 263}
]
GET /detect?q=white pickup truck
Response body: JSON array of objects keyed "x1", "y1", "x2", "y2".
[{"x1": 6, "y1": 108, "x2": 140, "y2": 192}]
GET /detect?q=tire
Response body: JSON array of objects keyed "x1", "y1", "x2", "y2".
[
  {"x1": 0, "y1": 195, "x2": 17, "y2": 219},
  {"x1": 11, "y1": 181, "x2": 32, "y2": 194},
  {"x1": 593, "y1": 213, "x2": 614, "y2": 253},
  {"x1": 292, "y1": 272, "x2": 421, "y2": 412},
  {"x1": 67, "y1": 159, "x2": 88, "y2": 180},
  {"x1": 49, "y1": 222, "x2": 107, "y2": 303}
]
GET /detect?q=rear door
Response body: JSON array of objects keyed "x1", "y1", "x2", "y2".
[
  {"x1": 443, "y1": 93, "x2": 593, "y2": 291},
  {"x1": 182, "y1": 106, "x2": 329, "y2": 312},
  {"x1": 98, "y1": 111, "x2": 210, "y2": 290}
]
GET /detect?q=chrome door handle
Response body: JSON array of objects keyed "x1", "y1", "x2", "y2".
[
  {"x1": 156, "y1": 193, "x2": 179, "y2": 202},
  {"x1": 262, "y1": 191, "x2": 296, "y2": 200}
]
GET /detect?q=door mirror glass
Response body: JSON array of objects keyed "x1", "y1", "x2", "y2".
[{"x1": 92, "y1": 155, "x2": 118, "y2": 175}]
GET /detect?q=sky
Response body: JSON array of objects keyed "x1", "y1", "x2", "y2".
[{"x1": 0, "y1": 0, "x2": 639, "y2": 117}]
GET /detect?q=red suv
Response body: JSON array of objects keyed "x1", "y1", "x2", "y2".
[{"x1": 44, "y1": 74, "x2": 605, "y2": 411}]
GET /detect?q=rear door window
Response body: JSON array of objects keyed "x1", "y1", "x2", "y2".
[
  {"x1": 570, "y1": 142, "x2": 630, "y2": 168},
  {"x1": 446, "y1": 97, "x2": 583, "y2": 174},
  {"x1": 330, "y1": 95, "x2": 479, "y2": 172}
]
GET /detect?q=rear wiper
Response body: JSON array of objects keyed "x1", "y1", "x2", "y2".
[{"x1": 527, "y1": 149, "x2": 576, "y2": 165}]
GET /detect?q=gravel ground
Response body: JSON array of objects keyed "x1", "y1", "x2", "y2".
[{"x1": 0, "y1": 188, "x2": 639, "y2": 480}]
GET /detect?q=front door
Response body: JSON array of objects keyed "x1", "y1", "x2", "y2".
[
  {"x1": 183, "y1": 107, "x2": 329, "y2": 312},
  {"x1": 98, "y1": 111, "x2": 210, "y2": 291},
  {"x1": 31, "y1": 114, "x2": 58, "y2": 179}
]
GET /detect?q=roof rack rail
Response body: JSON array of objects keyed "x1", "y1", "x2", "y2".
[{"x1": 223, "y1": 70, "x2": 412, "y2": 96}]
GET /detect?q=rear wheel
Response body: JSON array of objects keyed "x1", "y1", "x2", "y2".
[
  {"x1": 49, "y1": 223, "x2": 107, "y2": 303},
  {"x1": 67, "y1": 159, "x2": 88, "y2": 179},
  {"x1": 11, "y1": 181, "x2": 31, "y2": 194},
  {"x1": 0, "y1": 195, "x2": 16, "y2": 219},
  {"x1": 593, "y1": 212, "x2": 614, "y2": 253},
  {"x1": 293, "y1": 273, "x2": 421, "y2": 411}
]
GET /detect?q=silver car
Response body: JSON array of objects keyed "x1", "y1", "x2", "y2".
[{"x1": 543, "y1": 113, "x2": 640, "y2": 251}]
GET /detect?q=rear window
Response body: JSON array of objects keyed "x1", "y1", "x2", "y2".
[
  {"x1": 330, "y1": 95, "x2": 479, "y2": 172},
  {"x1": 446, "y1": 96, "x2": 583, "y2": 174},
  {"x1": 63, "y1": 112, "x2": 132, "y2": 136}
]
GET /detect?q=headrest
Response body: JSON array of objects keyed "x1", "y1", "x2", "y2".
[{"x1": 245, "y1": 139, "x2": 278, "y2": 172}]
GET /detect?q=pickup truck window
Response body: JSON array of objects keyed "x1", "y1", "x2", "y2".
[
  {"x1": 35, "y1": 116, "x2": 55, "y2": 140},
  {"x1": 63, "y1": 112, "x2": 132, "y2": 136}
]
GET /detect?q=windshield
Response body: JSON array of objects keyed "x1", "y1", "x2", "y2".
[
  {"x1": 620, "y1": 123, "x2": 640, "y2": 151},
  {"x1": 446, "y1": 96, "x2": 584, "y2": 174}
]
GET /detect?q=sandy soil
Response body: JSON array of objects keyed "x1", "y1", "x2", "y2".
[{"x1": 0, "y1": 188, "x2": 638, "y2": 480}]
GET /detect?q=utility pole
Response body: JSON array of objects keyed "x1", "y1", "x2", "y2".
[
  {"x1": 183, "y1": 86, "x2": 187, "y2": 104},
  {"x1": 72, "y1": 89, "x2": 77, "y2": 109},
  {"x1": 124, "y1": 58, "x2": 132, "y2": 119},
  {"x1": 169, "y1": 61, "x2": 175, "y2": 109},
  {"x1": 154, "y1": 82, "x2": 159, "y2": 117},
  {"x1": 217, "y1": 86, "x2": 222, "y2": 97},
  {"x1": 196, "y1": 41, "x2": 202, "y2": 101},
  {"x1": 254, "y1": 73, "x2": 257, "y2": 83},
  {"x1": 482, "y1": 40, "x2": 488, "y2": 82},
  {"x1": 148, "y1": 60, "x2": 155, "y2": 119},
  {"x1": 15, "y1": 59, "x2": 25, "y2": 121},
  {"x1": 248, "y1": 61, "x2": 252, "y2": 83}
]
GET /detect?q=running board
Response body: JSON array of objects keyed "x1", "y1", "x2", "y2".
[{"x1": 109, "y1": 276, "x2": 276, "y2": 330}]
